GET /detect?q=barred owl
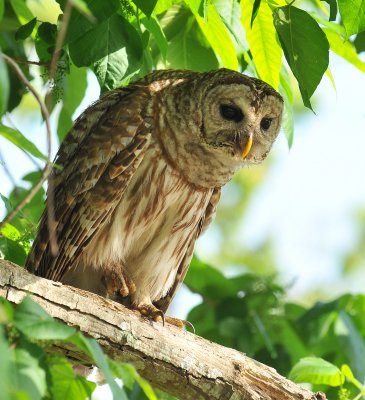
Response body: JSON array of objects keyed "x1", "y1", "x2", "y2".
[{"x1": 26, "y1": 69, "x2": 283, "y2": 326}]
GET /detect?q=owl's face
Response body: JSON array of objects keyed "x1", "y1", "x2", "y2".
[{"x1": 201, "y1": 82, "x2": 283, "y2": 166}]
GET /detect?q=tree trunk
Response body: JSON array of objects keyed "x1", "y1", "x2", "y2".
[{"x1": 0, "y1": 260, "x2": 326, "y2": 400}]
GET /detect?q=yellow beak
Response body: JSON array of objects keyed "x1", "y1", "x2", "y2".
[{"x1": 242, "y1": 133, "x2": 253, "y2": 158}]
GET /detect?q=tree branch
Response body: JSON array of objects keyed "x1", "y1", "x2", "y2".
[{"x1": 0, "y1": 260, "x2": 326, "y2": 400}]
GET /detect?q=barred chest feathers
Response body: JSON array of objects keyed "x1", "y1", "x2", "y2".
[{"x1": 63, "y1": 140, "x2": 213, "y2": 304}]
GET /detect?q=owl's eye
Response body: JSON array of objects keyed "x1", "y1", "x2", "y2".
[
  {"x1": 220, "y1": 105, "x2": 244, "y2": 123},
  {"x1": 260, "y1": 117, "x2": 273, "y2": 131}
]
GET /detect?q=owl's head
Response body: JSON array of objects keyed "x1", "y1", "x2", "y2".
[
  {"x1": 198, "y1": 69, "x2": 283, "y2": 166},
  {"x1": 147, "y1": 68, "x2": 283, "y2": 188}
]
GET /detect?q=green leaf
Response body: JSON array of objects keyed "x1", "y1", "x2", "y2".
[
  {"x1": 0, "y1": 237, "x2": 27, "y2": 265},
  {"x1": 193, "y1": 3, "x2": 238, "y2": 70},
  {"x1": 15, "y1": 17, "x2": 37, "y2": 40},
  {"x1": 0, "y1": 124, "x2": 47, "y2": 161},
  {"x1": 133, "y1": 0, "x2": 157, "y2": 17},
  {"x1": 56, "y1": 64, "x2": 87, "y2": 142},
  {"x1": 0, "y1": 0, "x2": 4, "y2": 21},
  {"x1": 325, "y1": 29, "x2": 365, "y2": 72},
  {"x1": 69, "y1": 14, "x2": 143, "y2": 90},
  {"x1": 341, "y1": 364, "x2": 364, "y2": 391},
  {"x1": 59, "y1": 0, "x2": 119, "y2": 44},
  {"x1": 279, "y1": 67, "x2": 294, "y2": 147},
  {"x1": 0, "y1": 298, "x2": 14, "y2": 324},
  {"x1": 0, "y1": 326, "x2": 12, "y2": 400},
  {"x1": 141, "y1": 15, "x2": 168, "y2": 59},
  {"x1": 71, "y1": 0, "x2": 95, "y2": 20},
  {"x1": 14, "y1": 297, "x2": 76, "y2": 340},
  {"x1": 165, "y1": 17, "x2": 219, "y2": 71},
  {"x1": 354, "y1": 30, "x2": 365, "y2": 53},
  {"x1": 338, "y1": 0, "x2": 365, "y2": 38},
  {"x1": 335, "y1": 311, "x2": 365, "y2": 380},
  {"x1": 251, "y1": 0, "x2": 261, "y2": 26},
  {"x1": 0, "y1": 51, "x2": 9, "y2": 116},
  {"x1": 273, "y1": 5, "x2": 329, "y2": 109},
  {"x1": 241, "y1": 0, "x2": 282, "y2": 89},
  {"x1": 289, "y1": 357, "x2": 344, "y2": 386},
  {"x1": 48, "y1": 356, "x2": 96, "y2": 400},
  {"x1": 11, "y1": 343, "x2": 48, "y2": 400},
  {"x1": 37, "y1": 22, "x2": 57, "y2": 44},
  {"x1": 110, "y1": 360, "x2": 157, "y2": 399},
  {"x1": 321, "y1": 0, "x2": 337, "y2": 21},
  {"x1": 10, "y1": 0, "x2": 34, "y2": 24},
  {"x1": 70, "y1": 335, "x2": 128, "y2": 399}
]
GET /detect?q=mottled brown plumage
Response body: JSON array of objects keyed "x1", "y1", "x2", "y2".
[{"x1": 26, "y1": 68, "x2": 283, "y2": 323}]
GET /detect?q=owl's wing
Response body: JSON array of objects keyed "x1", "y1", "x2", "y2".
[
  {"x1": 26, "y1": 86, "x2": 152, "y2": 282},
  {"x1": 156, "y1": 188, "x2": 221, "y2": 313}
]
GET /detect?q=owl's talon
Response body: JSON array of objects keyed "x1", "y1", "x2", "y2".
[
  {"x1": 102, "y1": 268, "x2": 136, "y2": 298},
  {"x1": 138, "y1": 304, "x2": 165, "y2": 325},
  {"x1": 165, "y1": 316, "x2": 195, "y2": 333}
]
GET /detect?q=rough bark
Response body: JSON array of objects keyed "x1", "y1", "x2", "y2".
[{"x1": 0, "y1": 259, "x2": 326, "y2": 400}]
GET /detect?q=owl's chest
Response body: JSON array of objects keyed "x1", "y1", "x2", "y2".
[{"x1": 94, "y1": 145, "x2": 212, "y2": 284}]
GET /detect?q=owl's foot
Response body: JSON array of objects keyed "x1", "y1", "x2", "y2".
[
  {"x1": 102, "y1": 267, "x2": 136, "y2": 298},
  {"x1": 136, "y1": 303, "x2": 195, "y2": 332}
]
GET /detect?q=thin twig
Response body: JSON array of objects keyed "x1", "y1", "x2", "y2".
[
  {"x1": 11, "y1": 57, "x2": 50, "y2": 66},
  {"x1": 0, "y1": 54, "x2": 53, "y2": 233},
  {"x1": 0, "y1": 149, "x2": 17, "y2": 189}
]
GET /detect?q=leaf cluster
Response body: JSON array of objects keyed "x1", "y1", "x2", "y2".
[
  {"x1": 186, "y1": 256, "x2": 365, "y2": 399},
  {"x1": 0, "y1": 295, "x2": 161, "y2": 400}
]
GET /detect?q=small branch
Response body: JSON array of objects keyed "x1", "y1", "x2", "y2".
[
  {"x1": 10, "y1": 57, "x2": 49, "y2": 66},
  {"x1": 0, "y1": 54, "x2": 53, "y2": 232},
  {"x1": 0, "y1": 260, "x2": 327, "y2": 400}
]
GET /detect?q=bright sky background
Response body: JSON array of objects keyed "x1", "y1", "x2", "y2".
[{"x1": 1, "y1": 53, "x2": 365, "y2": 319}]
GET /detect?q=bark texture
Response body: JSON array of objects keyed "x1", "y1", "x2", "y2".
[{"x1": 0, "y1": 260, "x2": 326, "y2": 400}]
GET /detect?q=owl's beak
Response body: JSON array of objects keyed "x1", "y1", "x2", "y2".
[{"x1": 242, "y1": 133, "x2": 253, "y2": 158}]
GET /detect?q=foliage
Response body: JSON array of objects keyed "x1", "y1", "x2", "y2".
[
  {"x1": 0, "y1": 296, "x2": 158, "y2": 400},
  {"x1": 186, "y1": 257, "x2": 365, "y2": 399},
  {"x1": 1, "y1": 0, "x2": 365, "y2": 399}
]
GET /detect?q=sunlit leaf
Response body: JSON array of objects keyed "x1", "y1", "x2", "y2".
[
  {"x1": 10, "y1": 0, "x2": 34, "y2": 24},
  {"x1": 241, "y1": 0, "x2": 282, "y2": 89},
  {"x1": 325, "y1": 29, "x2": 365, "y2": 72},
  {"x1": 193, "y1": 3, "x2": 238, "y2": 70},
  {"x1": 338, "y1": 0, "x2": 365, "y2": 38},
  {"x1": 273, "y1": 5, "x2": 329, "y2": 109},
  {"x1": 0, "y1": 124, "x2": 47, "y2": 161},
  {"x1": 289, "y1": 357, "x2": 344, "y2": 386},
  {"x1": 15, "y1": 17, "x2": 37, "y2": 40}
]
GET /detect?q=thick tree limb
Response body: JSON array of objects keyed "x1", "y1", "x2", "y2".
[{"x1": 0, "y1": 260, "x2": 326, "y2": 400}]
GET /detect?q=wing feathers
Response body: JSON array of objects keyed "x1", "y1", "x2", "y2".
[{"x1": 26, "y1": 87, "x2": 152, "y2": 281}]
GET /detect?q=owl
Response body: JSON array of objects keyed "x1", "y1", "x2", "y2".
[{"x1": 26, "y1": 69, "x2": 283, "y2": 327}]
